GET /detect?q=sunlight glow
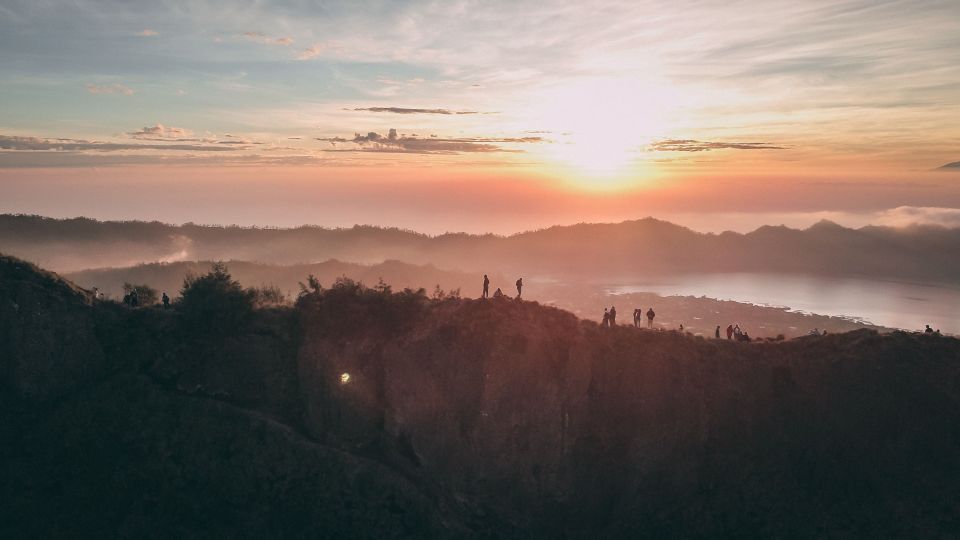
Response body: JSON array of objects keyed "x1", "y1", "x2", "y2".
[{"x1": 530, "y1": 77, "x2": 673, "y2": 187}]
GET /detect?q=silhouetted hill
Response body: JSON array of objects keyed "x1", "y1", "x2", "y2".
[
  {"x1": 64, "y1": 259, "x2": 487, "y2": 301},
  {"x1": 3, "y1": 214, "x2": 959, "y2": 285},
  {"x1": 3, "y1": 255, "x2": 960, "y2": 537}
]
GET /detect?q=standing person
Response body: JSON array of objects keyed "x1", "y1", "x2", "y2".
[
  {"x1": 516, "y1": 277, "x2": 523, "y2": 298},
  {"x1": 482, "y1": 274, "x2": 490, "y2": 298},
  {"x1": 726, "y1": 324, "x2": 734, "y2": 340},
  {"x1": 646, "y1": 307, "x2": 655, "y2": 329},
  {"x1": 633, "y1": 309, "x2": 639, "y2": 327},
  {"x1": 162, "y1": 292, "x2": 170, "y2": 308},
  {"x1": 609, "y1": 306, "x2": 617, "y2": 326},
  {"x1": 602, "y1": 308, "x2": 610, "y2": 328},
  {"x1": 715, "y1": 325, "x2": 721, "y2": 339}
]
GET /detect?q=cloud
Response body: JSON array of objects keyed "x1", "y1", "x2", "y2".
[
  {"x1": 128, "y1": 124, "x2": 194, "y2": 140},
  {"x1": 316, "y1": 129, "x2": 544, "y2": 154},
  {"x1": 347, "y1": 107, "x2": 482, "y2": 115},
  {"x1": 137, "y1": 29, "x2": 158, "y2": 37},
  {"x1": 297, "y1": 44, "x2": 323, "y2": 60},
  {"x1": 243, "y1": 31, "x2": 293, "y2": 46},
  {"x1": 85, "y1": 83, "x2": 134, "y2": 96},
  {"x1": 874, "y1": 206, "x2": 960, "y2": 228},
  {"x1": 937, "y1": 161, "x2": 960, "y2": 170},
  {"x1": 0, "y1": 134, "x2": 240, "y2": 152},
  {"x1": 649, "y1": 139, "x2": 784, "y2": 152}
]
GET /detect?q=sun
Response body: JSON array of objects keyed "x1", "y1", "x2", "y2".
[{"x1": 529, "y1": 77, "x2": 672, "y2": 187}]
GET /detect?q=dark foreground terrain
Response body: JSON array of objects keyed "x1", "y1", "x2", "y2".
[{"x1": 2, "y1": 254, "x2": 959, "y2": 538}]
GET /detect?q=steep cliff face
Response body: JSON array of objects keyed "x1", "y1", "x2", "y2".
[{"x1": 3, "y1": 255, "x2": 960, "y2": 538}]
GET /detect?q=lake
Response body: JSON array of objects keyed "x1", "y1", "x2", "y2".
[{"x1": 611, "y1": 273, "x2": 960, "y2": 335}]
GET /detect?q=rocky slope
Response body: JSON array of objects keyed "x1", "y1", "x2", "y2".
[{"x1": 2, "y1": 254, "x2": 959, "y2": 538}]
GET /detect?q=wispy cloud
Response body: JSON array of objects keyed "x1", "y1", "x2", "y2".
[
  {"x1": 85, "y1": 83, "x2": 134, "y2": 96},
  {"x1": 649, "y1": 140, "x2": 784, "y2": 152},
  {"x1": 128, "y1": 124, "x2": 194, "y2": 140},
  {"x1": 317, "y1": 128, "x2": 544, "y2": 154},
  {"x1": 243, "y1": 31, "x2": 293, "y2": 46},
  {"x1": 0, "y1": 134, "x2": 239, "y2": 152},
  {"x1": 347, "y1": 107, "x2": 483, "y2": 115},
  {"x1": 297, "y1": 44, "x2": 323, "y2": 60}
]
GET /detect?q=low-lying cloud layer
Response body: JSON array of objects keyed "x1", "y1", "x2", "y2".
[{"x1": 649, "y1": 139, "x2": 784, "y2": 152}]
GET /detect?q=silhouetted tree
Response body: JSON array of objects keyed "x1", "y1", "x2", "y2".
[
  {"x1": 249, "y1": 283, "x2": 288, "y2": 307},
  {"x1": 178, "y1": 262, "x2": 254, "y2": 335},
  {"x1": 122, "y1": 282, "x2": 159, "y2": 306}
]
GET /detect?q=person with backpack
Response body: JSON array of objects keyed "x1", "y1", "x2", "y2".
[{"x1": 646, "y1": 307, "x2": 655, "y2": 328}]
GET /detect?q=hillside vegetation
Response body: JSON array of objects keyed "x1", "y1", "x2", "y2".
[{"x1": 2, "y1": 254, "x2": 959, "y2": 538}]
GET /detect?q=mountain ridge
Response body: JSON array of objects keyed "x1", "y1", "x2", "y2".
[
  {"x1": 2, "y1": 214, "x2": 959, "y2": 287},
  {"x1": 3, "y1": 254, "x2": 960, "y2": 537}
]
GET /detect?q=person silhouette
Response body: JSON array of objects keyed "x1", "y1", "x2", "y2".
[
  {"x1": 715, "y1": 325, "x2": 721, "y2": 338},
  {"x1": 609, "y1": 306, "x2": 617, "y2": 326},
  {"x1": 633, "y1": 309, "x2": 640, "y2": 327},
  {"x1": 493, "y1": 287, "x2": 503, "y2": 298},
  {"x1": 516, "y1": 277, "x2": 523, "y2": 298},
  {"x1": 646, "y1": 308, "x2": 655, "y2": 328},
  {"x1": 162, "y1": 292, "x2": 170, "y2": 308},
  {"x1": 925, "y1": 324, "x2": 934, "y2": 333},
  {"x1": 726, "y1": 324, "x2": 734, "y2": 340},
  {"x1": 482, "y1": 274, "x2": 490, "y2": 298},
  {"x1": 602, "y1": 308, "x2": 610, "y2": 328}
]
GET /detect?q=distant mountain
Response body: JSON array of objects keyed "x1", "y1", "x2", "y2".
[
  {"x1": 2, "y1": 214, "x2": 959, "y2": 284},
  {"x1": 938, "y1": 161, "x2": 960, "y2": 169},
  {"x1": 3, "y1": 254, "x2": 959, "y2": 538}
]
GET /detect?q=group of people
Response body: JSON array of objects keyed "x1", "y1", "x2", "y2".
[
  {"x1": 722, "y1": 324, "x2": 751, "y2": 341},
  {"x1": 482, "y1": 274, "x2": 522, "y2": 299},
  {"x1": 601, "y1": 306, "x2": 657, "y2": 328},
  {"x1": 120, "y1": 290, "x2": 171, "y2": 308}
]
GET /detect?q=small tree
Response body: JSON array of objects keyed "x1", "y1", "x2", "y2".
[
  {"x1": 249, "y1": 283, "x2": 288, "y2": 307},
  {"x1": 122, "y1": 282, "x2": 159, "y2": 306},
  {"x1": 178, "y1": 262, "x2": 255, "y2": 335}
]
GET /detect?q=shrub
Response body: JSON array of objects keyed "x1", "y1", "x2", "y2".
[
  {"x1": 250, "y1": 284, "x2": 288, "y2": 307},
  {"x1": 122, "y1": 282, "x2": 159, "y2": 306},
  {"x1": 178, "y1": 262, "x2": 255, "y2": 335}
]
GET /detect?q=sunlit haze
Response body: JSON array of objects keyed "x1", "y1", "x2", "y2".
[{"x1": 1, "y1": 0, "x2": 959, "y2": 233}]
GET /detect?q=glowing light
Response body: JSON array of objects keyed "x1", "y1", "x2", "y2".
[
  {"x1": 340, "y1": 372, "x2": 351, "y2": 384},
  {"x1": 527, "y1": 76, "x2": 674, "y2": 188}
]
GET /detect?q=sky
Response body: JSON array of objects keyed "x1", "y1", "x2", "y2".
[{"x1": 1, "y1": 0, "x2": 959, "y2": 233}]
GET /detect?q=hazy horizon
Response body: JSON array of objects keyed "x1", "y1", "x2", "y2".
[{"x1": 2, "y1": 0, "x2": 959, "y2": 236}]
